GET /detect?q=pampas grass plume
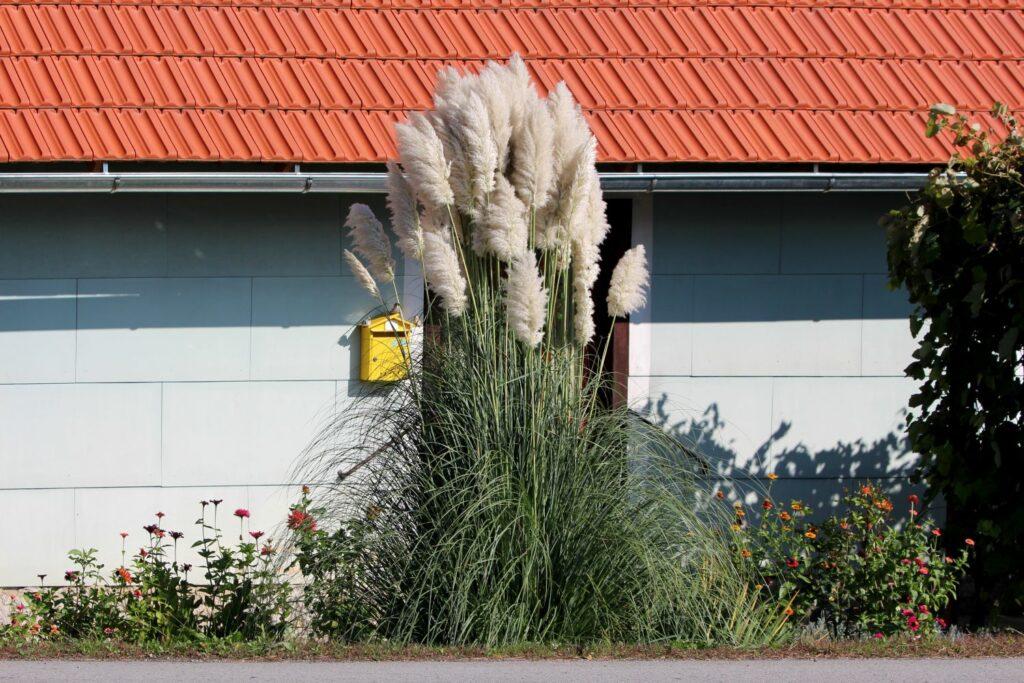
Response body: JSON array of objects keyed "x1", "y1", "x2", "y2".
[
  {"x1": 346, "y1": 203, "x2": 395, "y2": 283},
  {"x1": 422, "y1": 230, "x2": 468, "y2": 317},
  {"x1": 386, "y1": 161, "x2": 424, "y2": 261},
  {"x1": 504, "y1": 251, "x2": 548, "y2": 347},
  {"x1": 343, "y1": 249, "x2": 381, "y2": 301},
  {"x1": 396, "y1": 112, "x2": 454, "y2": 209},
  {"x1": 607, "y1": 245, "x2": 649, "y2": 318}
]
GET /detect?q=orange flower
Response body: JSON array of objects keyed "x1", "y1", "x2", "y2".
[
  {"x1": 715, "y1": 491, "x2": 725, "y2": 500},
  {"x1": 779, "y1": 511, "x2": 792, "y2": 522},
  {"x1": 762, "y1": 500, "x2": 774, "y2": 511},
  {"x1": 860, "y1": 485, "x2": 873, "y2": 495},
  {"x1": 784, "y1": 607, "x2": 795, "y2": 616},
  {"x1": 965, "y1": 538, "x2": 975, "y2": 547},
  {"x1": 766, "y1": 473, "x2": 779, "y2": 481},
  {"x1": 117, "y1": 567, "x2": 132, "y2": 584},
  {"x1": 49, "y1": 624, "x2": 59, "y2": 635},
  {"x1": 740, "y1": 549, "x2": 752, "y2": 558},
  {"x1": 804, "y1": 531, "x2": 817, "y2": 539},
  {"x1": 734, "y1": 509, "x2": 746, "y2": 518},
  {"x1": 790, "y1": 502, "x2": 803, "y2": 511}
]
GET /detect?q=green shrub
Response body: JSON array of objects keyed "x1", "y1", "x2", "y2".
[
  {"x1": 884, "y1": 103, "x2": 1023, "y2": 619},
  {"x1": 733, "y1": 482, "x2": 972, "y2": 637},
  {"x1": 1, "y1": 501, "x2": 291, "y2": 644}
]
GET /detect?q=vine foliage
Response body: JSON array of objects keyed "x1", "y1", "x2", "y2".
[{"x1": 885, "y1": 103, "x2": 1023, "y2": 620}]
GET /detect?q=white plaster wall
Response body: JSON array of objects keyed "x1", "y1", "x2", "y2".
[
  {"x1": 631, "y1": 193, "x2": 931, "y2": 520},
  {"x1": 0, "y1": 194, "x2": 402, "y2": 586}
]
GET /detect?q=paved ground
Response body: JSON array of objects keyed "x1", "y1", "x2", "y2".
[{"x1": 1, "y1": 658, "x2": 1023, "y2": 682}]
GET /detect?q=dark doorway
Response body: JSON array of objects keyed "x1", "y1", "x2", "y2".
[{"x1": 590, "y1": 197, "x2": 633, "y2": 408}]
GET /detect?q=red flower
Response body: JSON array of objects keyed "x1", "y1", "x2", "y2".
[
  {"x1": 249, "y1": 530, "x2": 265, "y2": 541},
  {"x1": 762, "y1": 500, "x2": 774, "y2": 511},
  {"x1": 234, "y1": 508, "x2": 250, "y2": 519},
  {"x1": 914, "y1": 557, "x2": 925, "y2": 567},
  {"x1": 132, "y1": 589, "x2": 142, "y2": 598},
  {"x1": 64, "y1": 570, "x2": 78, "y2": 582},
  {"x1": 908, "y1": 494, "x2": 919, "y2": 506},
  {"x1": 907, "y1": 615, "x2": 920, "y2": 632},
  {"x1": 900, "y1": 558, "x2": 912, "y2": 565},
  {"x1": 919, "y1": 566, "x2": 930, "y2": 575},
  {"x1": 154, "y1": 529, "x2": 165, "y2": 539},
  {"x1": 918, "y1": 604, "x2": 929, "y2": 614},
  {"x1": 119, "y1": 531, "x2": 129, "y2": 539},
  {"x1": 965, "y1": 538, "x2": 975, "y2": 547},
  {"x1": 785, "y1": 558, "x2": 799, "y2": 569},
  {"x1": 931, "y1": 528, "x2": 941, "y2": 537},
  {"x1": 143, "y1": 524, "x2": 159, "y2": 535},
  {"x1": 901, "y1": 609, "x2": 914, "y2": 617},
  {"x1": 873, "y1": 633, "x2": 884, "y2": 639},
  {"x1": 936, "y1": 618, "x2": 948, "y2": 630},
  {"x1": 287, "y1": 509, "x2": 317, "y2": 532},
  {"x1": 155, "y1": 512, "x2": 165, "y2": 519},
  {"x1": 139, "y1": 548, "x2": 148, "y2": 558},
  {"x1": 260, "y1": 544, "x2": 274, "y2": 556}
]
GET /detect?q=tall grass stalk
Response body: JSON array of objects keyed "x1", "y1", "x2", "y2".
[{"x1": 296, "y1": 55, "x2": 786, "y2": 645}]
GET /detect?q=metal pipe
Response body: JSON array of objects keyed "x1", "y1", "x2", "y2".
[{"x1": 0, "y1": 171, "x2": 931, "y2": 194}]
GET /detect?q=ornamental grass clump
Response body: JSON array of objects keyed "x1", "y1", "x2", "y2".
[{"x1": 297, "y1": 55, "x2": 787, "y2": 645}]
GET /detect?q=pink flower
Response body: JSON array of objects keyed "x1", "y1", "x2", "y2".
[
  {"x1": 918, "y1": 604, "x2": 929, "y2": 614},
  {"x1": 919, "y1": 566, "x2": 930, "y2": 575},
  {"x1": 901, "y1": 609, "x2": 915, "y2": 617},
  {"x1": 873, "y1": 633, "x2": 884, "y2": 639},
  {"x1": 249, "y1": 530, "x2": 264, "y2": 541},
  {"x1": 64, "y1": 570, "x2": 78, "y2": 582},
  {"x1": 234, "y1": 508, "x2": 250, "y2": 519},
  {"x1": 907, "y1": 615, "x2": 920, "y2": 632},
  {"x1": 936, "y1": 618, "x2": 948, "y2": 630},
  {"x1": 900, "y1": 558, "x2": 911, "y2": 565},
  {"x1": 965, "y1": 538, "x2": 975, "y2": 547},
  {"x1": 119, "y1": 531, "x2": 129, "y2": 539},
  {"x1": 931, "y1": 528, "x2": 941, "y2": 536}
]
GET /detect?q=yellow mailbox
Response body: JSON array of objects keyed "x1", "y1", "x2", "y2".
[{"x1": 359, "y1": 311, "x2": 416, "y2": 382}]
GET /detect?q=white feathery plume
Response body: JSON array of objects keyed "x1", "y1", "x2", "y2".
[
  {"x1": 571, "y1": 236, "x2": 600, "y2": 343},
  {"x1": 422, "y1": 230, "x2": 468, "y2": 317},
  {"x1": 385, "y1": 161, "x2": 424, "y2": 261},
  {"x1": 343, "y1": 249, "x2": 381, "y2": 301},
  {"x1": 504, "y1": 251, "x2": 548, "y2": 347},
  {"x1": 509, "y1": 90, "x2": 555, "y2": 212},
  {"x1": 459, "y1": 91, "x2": 499, "y2": 211},
  {"x1": 345, "y1": 203, "x2": 395, "y2": 283},
  {"x1": 473, "y1": 175, "x2": 528, "y2": 262},
  {"x1": 477, "y1": 61, "x2": 514, "y2": 171},
  {"x1": 607, "y1": 245, "x2": 650, "y2": 318},
  {"x1": 547, "y1": 82, "x2": 593, "y2": 180},
  {"x1": 395, "y1": 111, "x2": 454, "y2": 210}
]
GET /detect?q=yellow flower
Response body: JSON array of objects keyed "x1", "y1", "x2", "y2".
[
  {"x1": 730, "y1": 524, "x2": 742, "y2": 532},
  {"x1": 790, "y1": 501, "x2": 804, "y2": 511},
  {"x1": 754, "y1": 584, "x2": 764, "y2": 591},
  {"x1": 767, "y1": 473, "x2": 779, "y2": 481}
]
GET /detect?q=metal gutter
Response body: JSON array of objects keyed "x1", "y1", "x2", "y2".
[{"x1": 0, "y1": 171, "x2": 930, "y2": 194}]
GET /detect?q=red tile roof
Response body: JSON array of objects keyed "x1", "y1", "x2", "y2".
[{"x1": 0, "y1": 1, "x2": 1021, "y2": 164}]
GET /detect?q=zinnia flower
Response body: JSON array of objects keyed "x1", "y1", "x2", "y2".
[
  {"x1": 965, "y1": 538, "x2": 975, "y2": 547},
  {"x1": 117, "y1": 567, "x2": 132, "y2": 584},
  {"x1": 919, "y1": 567, "x2": 930, "y2": 575},
  {"x1": 766, "y1": 473, "x2": 778, "y2": 481},
  {"x1": 762, "y1": 500, "x2": 774, "y2": 511},
  {"x1": 873, "y1": 633, "x2": 883, "y2": 639},
  {"x1": 785, "y1": 558, "x2": 799, "y2": 569},
  {"x1": 119, "y1": 532, "x2": 128, "y2": 539},
  {"x1": 790, "y1": 502, "x2": 803, "y2": 511},
  {"x1": 931, "y1": 528, "x2": 941, "y2": 536},
  {"x1": 908, "y1": 494, "x2": 919, "y2": 505},
  {"x1": 779, "y1": 512, "x2": 792, "y2": 522},
  {"x1": 740, "y1": 549, "x2": 752, "y2": 558},
  {"x1": 288, "y1": 509, "x2": 317, "y2": 532},
  {"x1": 249, "y1": 531, "x2": 265, "y2": 541},
  {"x1": 143, "y1": 524, "x2": 158, "y2": 535},
  {"x1": 804, "y1": 531, "x2": 817, "y2": 539},
  {"x1": 936, "y1": 618, "x2": 948, "y2": 630},
  {"x1": 784, "y1": 607, "x2": 794, "y2": 616},
  {"x1": 169, "y1": 531, "x2": 184, "y2": 540},
  {"x1": 918, "y1": 604, "x2": 929, "y2": 614},
  {"x1": 261, "y1": 545, "x2": 274, "y2": 556},
  {"x1": 64, "y1": 570, "x2": 78, "y2": 582},
  {"x1": 715, "y1": 491, "x2": 725, "y2": 500},
  {"x1": 907, "y1": 615, "x2": 920, "y2": 632},
  {"x1": 233, "y1": 508, "x2": 250, "y2": 519}
]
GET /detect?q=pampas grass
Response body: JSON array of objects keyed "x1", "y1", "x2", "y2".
[
  {"x1": 346, "y1": 204, "x2": 395, "y2": 283},
  {"x1": 343, "y1": 249, "x2": 381, "y2": 301},
  {"x1": 608, "y1": 245, "x2": 650, "y2": 318},
  {"x1": 312, "y1": 55, "x2": 784, "y2": 647}
]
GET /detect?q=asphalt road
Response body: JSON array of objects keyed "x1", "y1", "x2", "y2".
[{"x1": 2, "y1": 658, "x2": 1023, "y2": 682}]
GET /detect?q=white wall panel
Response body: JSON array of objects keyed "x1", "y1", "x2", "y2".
[
  {"x1": 0, "y1": 383, "x2": 162, "y2": 489},
  {"x1": 649, "y1": 275, "x2": 693, "y2": 376},
  {"x1": 652, "y1": 194, "x2": 781, "y2": 275},
  {"x1": 862, "y1": 275, "x2": 917, "y2": 376},
  {"x1": 76, "y1": 278, "x2": 251, "y2": 383},
  {"x1": 690, "y1": 274, "x2": 863, "y2": 376},
  {"x1": 161, "y1": 381, "x2": 336, "y2": 487},
  {"x1": 165, "y1": 195, "x2": 342, "y2": 277},
  {"x1": 638, "y1": 376, "x2": 774, "y2": 475},
  {"x1": 0, "y1": 279, "x2": 77, "y2": 384},
  {"x1": 769, "y1": 377, "x2": 916, "y2": 479},
  {"x1": 0, "y1": 489, "x2": 76, "y2": 587}
]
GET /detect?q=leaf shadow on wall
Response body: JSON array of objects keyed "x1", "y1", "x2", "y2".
[{"x1": 638, "y1": 393, "x2": 935, "y2": 523}]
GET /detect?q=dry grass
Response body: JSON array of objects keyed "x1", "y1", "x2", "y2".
[{"x1": 2, "y1": 633, "x2": 1022, "y2": 662}]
